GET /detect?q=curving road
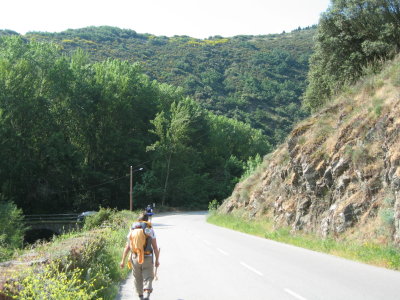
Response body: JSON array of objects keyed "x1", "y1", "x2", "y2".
[{"x1": 116, "y1": 211, "x2": 400, "y2": 300}]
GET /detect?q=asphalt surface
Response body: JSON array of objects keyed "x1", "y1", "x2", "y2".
[{"x1": 116, "y1": 211, "x2": 400, "y2": 300}]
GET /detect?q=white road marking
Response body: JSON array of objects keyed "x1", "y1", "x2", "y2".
[
  {"x1": 240, "y1": 261, "x2": 264, "y2": 276},
  {"x1": 216, "y1": 248, "x2": 229, "y2": 256},
  {"x1": 284, "y1": 288, "x2": 308, "y2": 300}
]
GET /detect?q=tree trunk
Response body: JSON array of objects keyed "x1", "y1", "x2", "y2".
[{"x1": 162, "y1": 152, "x2": 172, "y2": 207}]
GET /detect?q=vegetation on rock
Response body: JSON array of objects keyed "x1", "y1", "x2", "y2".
[{"x1": 304, "y1": 0, "x2": 400, "y2": 110}]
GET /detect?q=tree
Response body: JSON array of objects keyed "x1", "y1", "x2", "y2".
[
  {"x1": 147, "y1": 98, "x2": 202, "y2": 206},
  {"x1": 0, "y1": 36, "x2": 80, "y2": 213},
  {"x1": 304, "y1": 0, "x2": 400, "y2": 110},
  {"x1": 0, "y1": 198, "x2": 25, "y2": 261},
  {"x1": 26, "y1": 25, "x2": 316, "y2": 145},
  {"x1": 0, "y1": 35, "x2": 273, "y2": 213}
]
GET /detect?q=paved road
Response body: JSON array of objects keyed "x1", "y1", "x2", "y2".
[{"x1": 116, "y1": 212, "x2": 400, "y2": 300}]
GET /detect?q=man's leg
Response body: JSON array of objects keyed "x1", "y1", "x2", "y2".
[
  {"x1": 132, "y1": 257, "x2": 144, "y2": 298},
  {"x1": 142, "y1": 256, "x2": 155, "y2": 299}
]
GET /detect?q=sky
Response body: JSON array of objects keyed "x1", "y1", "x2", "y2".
[{"x1": 1, "y1": 0, "x2": 331, "y2": 39}]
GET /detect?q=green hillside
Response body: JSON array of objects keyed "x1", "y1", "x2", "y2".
[
  {"x1": 0, "y1": 26, "x2": 317, "y2": 215},
  {"x1": 0, "y1": 36, "x2": 270, "y2": 214},
  {"x1": 22, "y1": 26, "x2": 316, "y2": 144}
]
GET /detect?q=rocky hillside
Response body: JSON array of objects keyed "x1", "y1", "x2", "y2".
[{"x1": 219, "y1": 57, "x2": 400, "y2": 246}]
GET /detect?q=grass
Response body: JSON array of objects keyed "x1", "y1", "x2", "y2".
[
  {"x1": 207, "y1": 212, "x2": 400, "y2": 270},
  {"x1": 313, "y1": 121, "x2": 334, "y2": 144},
  {"x1": 2, "y1": 209, "x2": 139, "y2": 300}
]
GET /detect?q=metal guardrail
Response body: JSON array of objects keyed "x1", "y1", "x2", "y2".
[{"x1": 24, "y1": 214, "x2": 80, "y2": 223}]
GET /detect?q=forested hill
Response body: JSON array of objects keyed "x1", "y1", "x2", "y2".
[
  {"x1": 0, "y1": 26, "x2": 315, "y2": 214},
  {"x1": 0, "y1": 36, "x2": 272, "y2": 214},
  {"x1": 21, "y1": 26, "x2": 315, "y2": 145}
]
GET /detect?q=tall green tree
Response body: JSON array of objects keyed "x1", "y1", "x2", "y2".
[
  {"x1": 203, "y1": 114, "x2": 271, "y2": 200},
  {"x1": 0, "y1": 197, "x2": 25, "y2": 261},
  {"x1": 26, "y1": 26, "x2": 316, "y2": 146},
  {"x1": 0, "y1": 35, "x2": 271, "y2": 213},
  {"x1": 0, "y1": 36, "x2": 80, "y2": 213},
  {"x1": 304, "y1": 0, "x2": 400, "y2": 110},
  {"x1": 146, "y1": 98, "x2": 206, "y2": 206},
  {"x1": 65, "y1": 57, "x2": 160, "y2": 209}
]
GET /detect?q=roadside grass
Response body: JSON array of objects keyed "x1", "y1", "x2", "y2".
[
  {"x1": 207, "y1": 212, "x2": 400, "y2": 270},
  {"x1": 2, "y1": 209, "x2": 138, "y2": 300},
  {"x1": 69, "y1": 210, "x2": 136, "y2": 299}
]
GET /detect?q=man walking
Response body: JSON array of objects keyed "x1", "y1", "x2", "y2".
[
  {"x1": 145, "y1": 204, "x2": 154, "y2": 221},
  {"x1": 120, "y1": 212, "x2": 160, "y2": 300}
]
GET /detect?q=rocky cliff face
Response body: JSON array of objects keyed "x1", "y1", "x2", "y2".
[{"x1": 220, "y1": 61, "x2": 400, "y2": 245}]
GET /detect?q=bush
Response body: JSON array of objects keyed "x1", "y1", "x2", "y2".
[
  {"x1": 208, "y1": 199, "x2": 220, "y2": 212},
  {"x1": 240, "y1": 154, "x2": 262, "y2": 181},
  {"x1": 304, "y1": 0, "x2": 400, "y2": 110},
  {"x1": 380, "y1": 208, "x2": 395, "y2": 227},
  {"x1": 0, "y1": 199, "x2": 26, "y2": 261},
  {"x1": 2, "y1": 210, "x2": 136, "y2": 299},
  {"x1": 83, "y1": 207, "x2": 116, "y2": 230},
  {"x1": 108, "y1": 210, "x2": 138, "y2": 229},
  {"x1": 5, "y1": 263, "x2": 101, "y2": 299}
]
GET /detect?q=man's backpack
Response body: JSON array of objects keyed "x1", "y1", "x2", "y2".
[{"x1": 129, "y1": 222, "x2": 152, "y2": 264}]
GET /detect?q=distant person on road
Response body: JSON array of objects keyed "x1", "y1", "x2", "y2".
[
  {"x1": 145, "y1": 204, "x2": 154, "y2": 221},
  {"x1": 120, "y1": 212, "x2": 160, "y2": 300}
]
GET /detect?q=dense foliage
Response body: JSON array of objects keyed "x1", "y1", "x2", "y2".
[
  {"x1": 0, "y1": 199, "x2": 25, "y2": 261},
  {"x1": 304, "y1": 0, "x2": 400, "y2": 110},
  {"x1": 4, "y1": 209, "x2": 137, "y2": 298},
  {"x1": 7, "y1": 264, "x2": 100, "y2": 299},
  {"x1": 0, "y1": 36, "x2": 269, "y2": 213},
  {"x1": 18, "y1": 26, "x2": 316, "y2": 145}
]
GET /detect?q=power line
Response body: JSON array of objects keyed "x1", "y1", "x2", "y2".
[{"x1": 54, "y1": 160, "x2": 152, "y2": 195}]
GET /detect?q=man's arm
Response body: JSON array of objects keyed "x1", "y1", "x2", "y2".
[
  {"x1": 120, "y1": 242, "x2": 130, "y2": 268},
  {"x1": 151, "y1": 238, "x2": 160, "y2": 267}
]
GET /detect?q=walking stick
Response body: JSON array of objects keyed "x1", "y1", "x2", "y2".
[{"x1": 154, "y1": 248, "x2": 161, "y2": 280}]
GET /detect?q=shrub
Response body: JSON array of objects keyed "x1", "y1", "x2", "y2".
[
  {"x1": 314, "y1": 121, "x2": 334, "y2": 144},
  {"x1": 0, "y1": 199, "x2": 26, "y2": 261},
  {"x1": 345, "y1": 144, "x2": 371, "y2": 167},
  {"x1": 371, "y1": 97, "x2": 384, "y2": 117},
  {"x1": 108, "y1": 210, "x2": 138, "y2": 229},
  {"x1": 5, "y1": 263, "x2": 101, "y2": 299},
  {"x1": 83, "y1": 207, "x2": 116, "y2": 230},
  {"x1": 240, "y1": 154, "x2": 262, "y2": 181},
  {"x1": 2, "y1": 210, "x2": 135, "y2": 299},
  {"x1": 381, "y1": 208, "x2": 395, "y2": 226},
  {"x1": 208, "y1": 199, "x2": 220, "y2": 212},
  {"x1": 304, "y1": 0, "x2": 400, "y2": 110}
]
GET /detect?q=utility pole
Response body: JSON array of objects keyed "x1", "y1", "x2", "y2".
[
  {"x1": 130, "y1": 166, "x2": 133, "y2": 211},
  {"x1": 130, "y1": 166, "x2": 143, "y2": 211}
]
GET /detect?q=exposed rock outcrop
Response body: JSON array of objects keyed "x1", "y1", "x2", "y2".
[{"x1": 220, "y1": 66, "x2": 400, "y2": 246}]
